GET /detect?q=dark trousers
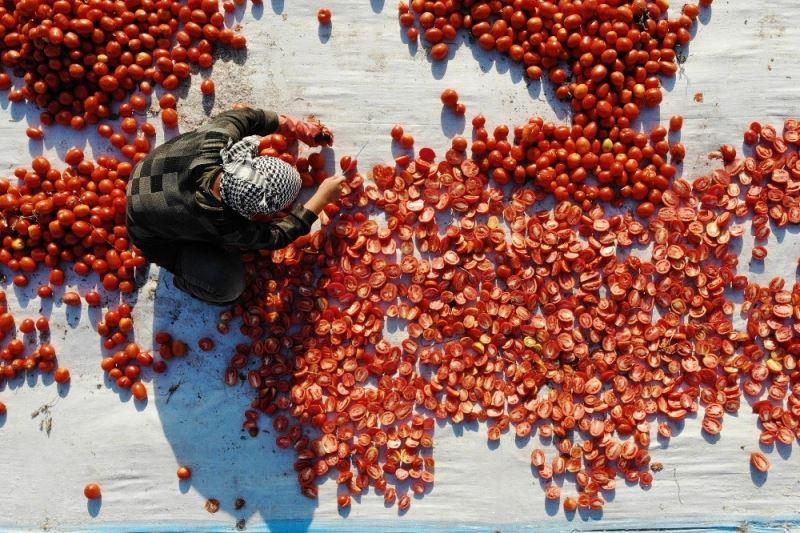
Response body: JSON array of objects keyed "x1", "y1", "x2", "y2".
[{"x1": 169, "y1": 242, "x2": 245, "y2": 305}]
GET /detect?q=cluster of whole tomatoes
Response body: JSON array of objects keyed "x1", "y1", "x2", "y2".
[
  {"x1": 1, "y1": 0, "x2": 800, "y2": 519},
  {"x1": 400, "y1": 0, "x2": 711, "y2": 211},
  {"x1": 0, "y1": 0, "x2": 246, "y2": 132}
]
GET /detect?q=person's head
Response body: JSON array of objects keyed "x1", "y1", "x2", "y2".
[{"x1": 219, "y1": 156, "x2": 302, "y2": 218}]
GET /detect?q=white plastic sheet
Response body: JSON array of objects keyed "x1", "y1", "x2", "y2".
[{"x1": 1, "y1": 1, "x2": 800, "y2": 531}]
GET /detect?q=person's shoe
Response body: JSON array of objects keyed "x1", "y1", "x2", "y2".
[{"x1": 134, "y1": 264, "x2": 150, "y2": 288}]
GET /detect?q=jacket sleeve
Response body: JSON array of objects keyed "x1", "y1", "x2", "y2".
[
  {"x1": 201, "y1": 108, "x2": 281, "y2": 143},
  {"x1": 219, "y1": 205, "x2": 318, "y2": 250}
]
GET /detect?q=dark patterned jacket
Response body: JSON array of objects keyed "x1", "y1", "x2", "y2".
[{"x1": 126, "y1": 108, "x2": 318, "y2": 271}]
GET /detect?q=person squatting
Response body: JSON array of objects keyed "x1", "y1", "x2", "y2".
[{"x1": 126, "y1": 107, "x2": 345, "y2": 304}]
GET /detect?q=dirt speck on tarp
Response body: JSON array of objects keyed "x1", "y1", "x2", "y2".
[{"x1": 205, "y1": 497, "x2": 220, "y2": 514}]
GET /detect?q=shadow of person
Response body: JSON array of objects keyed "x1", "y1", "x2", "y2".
[{"x1": 150, "y1": 268, "x2": 317, "y2": 531}]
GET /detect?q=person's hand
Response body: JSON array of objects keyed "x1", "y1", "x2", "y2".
[
  {"x1": 316, "y1": 175, "x2": 346, "y2": 204},
  {"x1": 279, "y1": 115, "x2": 334, "y2": 147},
  {"x1": 304, "y1": 176, "x2": 346, "y2": 215}
]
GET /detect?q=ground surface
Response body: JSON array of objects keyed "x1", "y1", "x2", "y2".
[{"x1": 1, "y1": 1, "x2": 800, "y2": 532}]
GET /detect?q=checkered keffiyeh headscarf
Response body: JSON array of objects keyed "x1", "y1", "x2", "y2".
[{"x1": 219, "y1": 135, "x2": 302, "y2": 218}]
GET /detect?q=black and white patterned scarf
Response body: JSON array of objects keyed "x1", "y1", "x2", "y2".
[{"x1": 219, "y1": 135, "x2": 302, "y2": 218}]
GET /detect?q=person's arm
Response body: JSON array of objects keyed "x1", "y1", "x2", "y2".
[
  {"x1": 202, "y1": 107, "x2": 281, "y2": 144},
  {"x1": 220, "y1": 176, "x2": 346, "y2": 250},
  {"x1": 223, "y1": 204, "x2": 318, "y2": 250}
]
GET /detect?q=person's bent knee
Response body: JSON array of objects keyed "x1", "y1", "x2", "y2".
[
  {"x1": 199, "y1": 254, "x2": 244, "y2": 303},
  {"x1": 176, "y1": 244, "x2": 245, "y2": 304},
  {"x1": 208, "y1": 268, "x2": 245, "y2": 304},
  {"x1": 175, "y1": 266, "x2": 244, "y2": 305}
]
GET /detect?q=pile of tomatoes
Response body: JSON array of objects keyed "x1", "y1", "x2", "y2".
[
  {"x1": 2, "y1": 0, "x2": 800, "y2": 518},
  {"x1": 400, "y1": 0, "x2": 711, "y2": 209},
  {"x1": 225, "y1": 117, "x2": 800, "y2": 511},
  {"x1": 0, "y1": 0, "x2": 246, "y2": 132}
]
